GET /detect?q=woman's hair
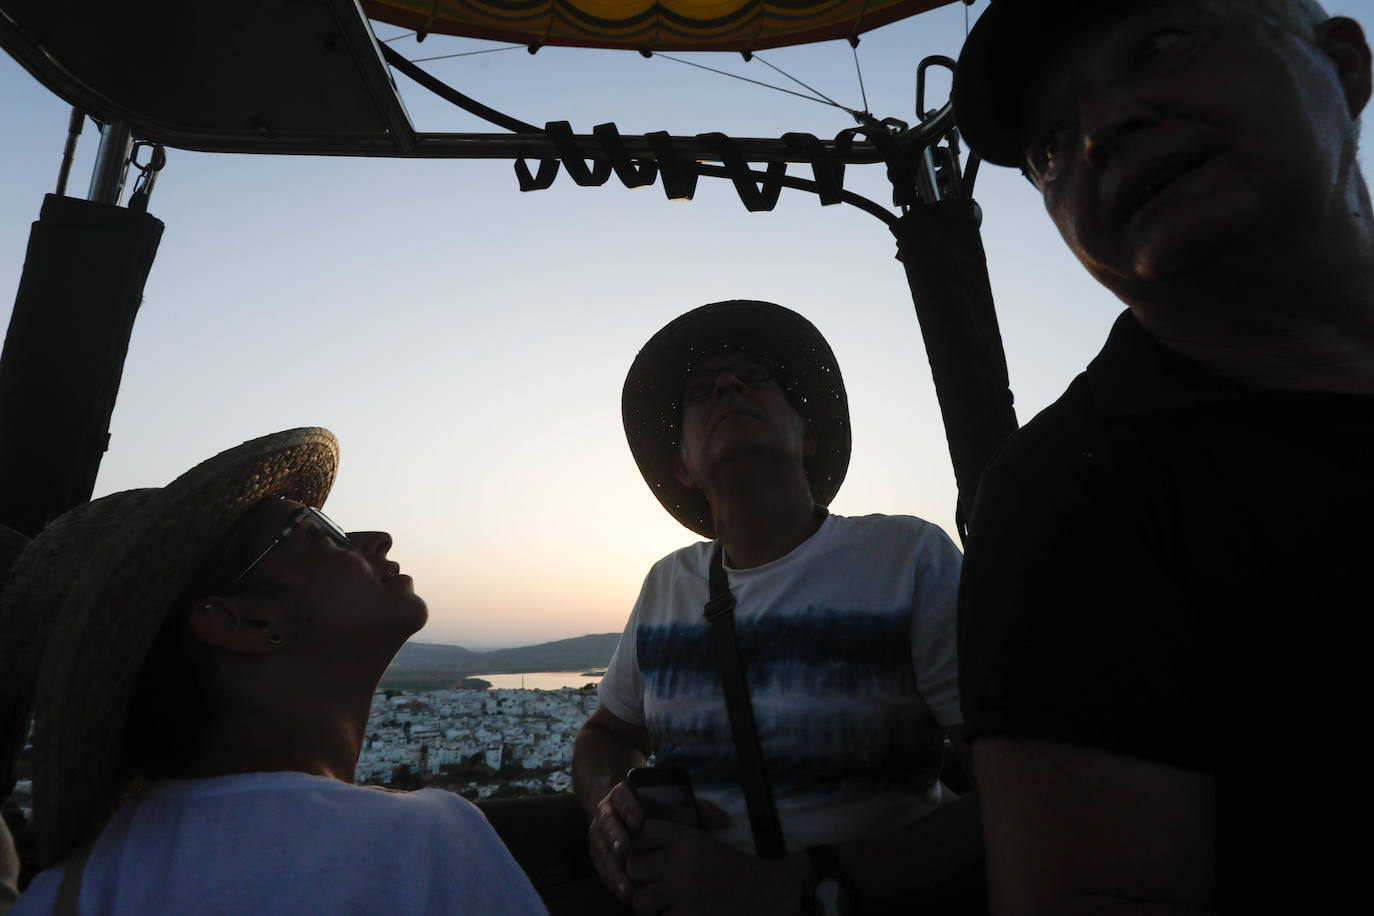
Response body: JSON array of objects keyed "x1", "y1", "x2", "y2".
[{"x1": 124, "y1": 498, "x2": 282, "y2": 779}]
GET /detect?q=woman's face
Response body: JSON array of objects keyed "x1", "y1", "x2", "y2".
[{"x1": 237, "y1": 498, "x2": 428, "y2": 652}]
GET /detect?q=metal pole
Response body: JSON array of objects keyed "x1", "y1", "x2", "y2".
[
  {"x1": 87, "y1": 120, "x2": 133, "y2": 205},
  {"x1": 915, "y1": 147, "x2": 942, "y2": 204},
  {"x1": 54, "y1": 109, "x2": 86, "y2": 197}
]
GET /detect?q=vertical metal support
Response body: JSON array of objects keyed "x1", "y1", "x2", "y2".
[
  {"x1": 915, "y1": 147, "x2": 942, "y2": 204},
  {"x1": 87, "y1": 120, "x2": 133, "y2": 205},
  {"x1": 54, "y1": 109, "x2": 86, "y2": 197}
]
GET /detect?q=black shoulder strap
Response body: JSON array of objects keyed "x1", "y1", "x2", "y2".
[{"x1": 705, "y1": 544, "x2": 786, "y2": 858}]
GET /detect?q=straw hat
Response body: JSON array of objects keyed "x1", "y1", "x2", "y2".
[
  {"x1": 622, "y1": 300, "x2": 850, "y2": 538},
  {"x1": 0, "y1": 427, "x2": 338, "y2": 866},
  {"x1": 0, "y1": 524, "x2": 33, "y2": 797}
]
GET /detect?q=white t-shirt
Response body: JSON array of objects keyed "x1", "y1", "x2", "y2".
[
  {"x1": 13, "y1": 772, "x2": 547, "y2": 915},
  {"x1": 599, "y1": 512, "x2": 963, "y2": 853}
]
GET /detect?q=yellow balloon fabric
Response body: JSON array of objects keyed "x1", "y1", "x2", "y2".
[{"x1": 362, "y1": 0, "x2": 959, "y2": 52}]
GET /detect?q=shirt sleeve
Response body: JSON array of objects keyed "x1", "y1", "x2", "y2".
[
  {"x1": 6, "y1": 873, "x2": 55, "y2": 915},
  {"x1": 908, "y1": 522, "x2": 964, "y2": 730},
  {"x1": 407, "y1": 790, "x2": 550, "y2": 915},
  {"x1": 957, "y1": 429, "x2": 1211, "y2": 770},
  {"x1": 597, "y1": 586, "x2": 648, "y2": 727}
]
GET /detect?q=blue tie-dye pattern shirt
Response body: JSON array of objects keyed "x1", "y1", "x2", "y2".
[{"x1": 599, "y1": 512, "x2": 963, "y2": 853}]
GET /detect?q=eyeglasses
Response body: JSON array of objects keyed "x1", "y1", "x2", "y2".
[
  {"x1": 681, "y1": 356, "x2": 776, "y2": 403},
  {"x1": 229, "y1": 505, "x2": 353, "y2": 587}
]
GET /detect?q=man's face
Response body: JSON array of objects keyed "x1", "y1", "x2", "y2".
[
  {"x1": 672, "y1": 352, "x2": 817, "y2": 491},
  {"x1": 1020, "y1": 2, "x2": 1366, "y2": 310},
  {"x1": 244, "y1": 498, "x2": 428, "y2": 649}
]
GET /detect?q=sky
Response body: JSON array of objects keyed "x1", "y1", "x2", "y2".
[{"x1": 2, "y1": 1, "x2": 1372, "y2": 647}]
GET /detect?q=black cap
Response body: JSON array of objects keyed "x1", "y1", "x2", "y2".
[{"x1": 953, "y1": 0, "x2": 1108, "y2": 168}]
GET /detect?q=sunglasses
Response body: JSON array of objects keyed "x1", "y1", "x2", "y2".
[
  {"x1": 681, "y1": 356, "x2": 777, "y2": 403},
  {"x1": 229, "y1": 505, "x2": 353, "y2": 587}
]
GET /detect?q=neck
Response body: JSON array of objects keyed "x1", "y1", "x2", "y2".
[
  {"x1": 1129, "y1": 263, "x2": 1374, "y2": 393},
  {"x1": 1113, "y1": 161, "x2": 1374, "y2": 391},
  {"x1": 1126, "y1": 219, "x2": 1374, "y2": 392},
  {"x1": 185, "y1": 665, "x2": 377, "y2": 783},
  {"x1": 703, "y1": 464, "x2": 821, "y2": 569},
  {"x1": 1137, "y1": 307, "x2": 1374, "y2": 393}
]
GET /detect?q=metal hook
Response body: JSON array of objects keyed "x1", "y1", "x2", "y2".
[
  {"x1": 916, "y1": 55, "x2": 957, "y2": 123},
  {"x1": 126, "y1": 141, "x2": 166, "y2": 213}
]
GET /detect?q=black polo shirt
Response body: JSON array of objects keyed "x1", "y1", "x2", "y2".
[{"x1": 959, "y1": 310, "x2": 1374, "y2": 909}]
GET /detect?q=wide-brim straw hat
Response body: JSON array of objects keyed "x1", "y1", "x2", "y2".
[
  {"x1": 622, "y1": 300, "x2": 850, "y2": 538},
  {"x1": 0, "y1": 524, "x2": 33, "y2": 796},
  {"x1": 0, "y1": 427, "x2": 338, "y2": 866}
]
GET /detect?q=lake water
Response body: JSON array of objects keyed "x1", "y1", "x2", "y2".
[{"x1": 475, "y1": 670, "x2": 604, "y2": 691}]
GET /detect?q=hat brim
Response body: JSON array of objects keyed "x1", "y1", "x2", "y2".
[
  {"x1": 953, "y1": 0, "x2": 1099, "y2": 168},
  {"x1": 622, "y1": 301, "x2": 850, "y2": 539},
  {"x1": 18, "y1": 427, "x2": 338, "y2": 865}
]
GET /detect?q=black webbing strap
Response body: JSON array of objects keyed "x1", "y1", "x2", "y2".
[{"x1": 705, "y1": 544, "x2": 786, "y2": 858}]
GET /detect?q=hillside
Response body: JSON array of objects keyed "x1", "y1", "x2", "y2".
[
  {"x1": 382, "y1": 633, "x2": 619, "y2": 688},
  {"x1": 387, "y1": 642, "x2": 487, "y2": 670},
  {"x1": 477, "y1": 633, "x2": 620, "y2": 672}
]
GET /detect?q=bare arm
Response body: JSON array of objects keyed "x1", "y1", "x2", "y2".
[
  {"x1": 832, "y1": 779, "x2": 985, "y2": 912},
  {"x1": 572, "y1": 702, "x2": 652, "y2": 819},
  {"x1": 1, "y1": 813, "x2": 18, "y2": 906},
  {"x1": 628, "y1": 790, "x2": 984, "y2": 916},
  {"x1": 810, "y1": 725, "x2": 984, "y2": 911},
  {"x1": 572, "y1": 703, "x2": 653, "y2": 903},
  {"x1": 975, "y1": 737, "x2": 1215, "y2": 916},
  {"x1": 628, "y1": 727, "x2": 986, "y2": 916}
]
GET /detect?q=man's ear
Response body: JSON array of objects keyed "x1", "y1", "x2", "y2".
[
  {"x1": 801, "y1": 419, "x2": 819, "y2": 459},
  {"x1": 1320, "y1": 17, "x2": 1373, "y2": 118},
  {"x1": 672, "y1": 450, "x2": 697, "y2": 489},
  {"x1": 188, "y1": 597, "x2": 287, "y2": 655}
]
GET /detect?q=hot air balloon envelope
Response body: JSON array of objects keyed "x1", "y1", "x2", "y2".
[{"x1": 363, "y1": 0, "x2": 962, "y2": 52}]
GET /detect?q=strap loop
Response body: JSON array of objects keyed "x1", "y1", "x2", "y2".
[{"x1": 703, "y1": 592, "x2": 736, "y2": 620}]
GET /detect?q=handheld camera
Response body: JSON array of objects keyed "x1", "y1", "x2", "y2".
[{"x1": 625, "y1": 765, "x2": 703, "y2": 828}]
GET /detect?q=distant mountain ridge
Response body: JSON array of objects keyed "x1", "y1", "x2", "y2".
[{"x1": 386, "y1": 633, "x2": 619, "y2": 676}]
